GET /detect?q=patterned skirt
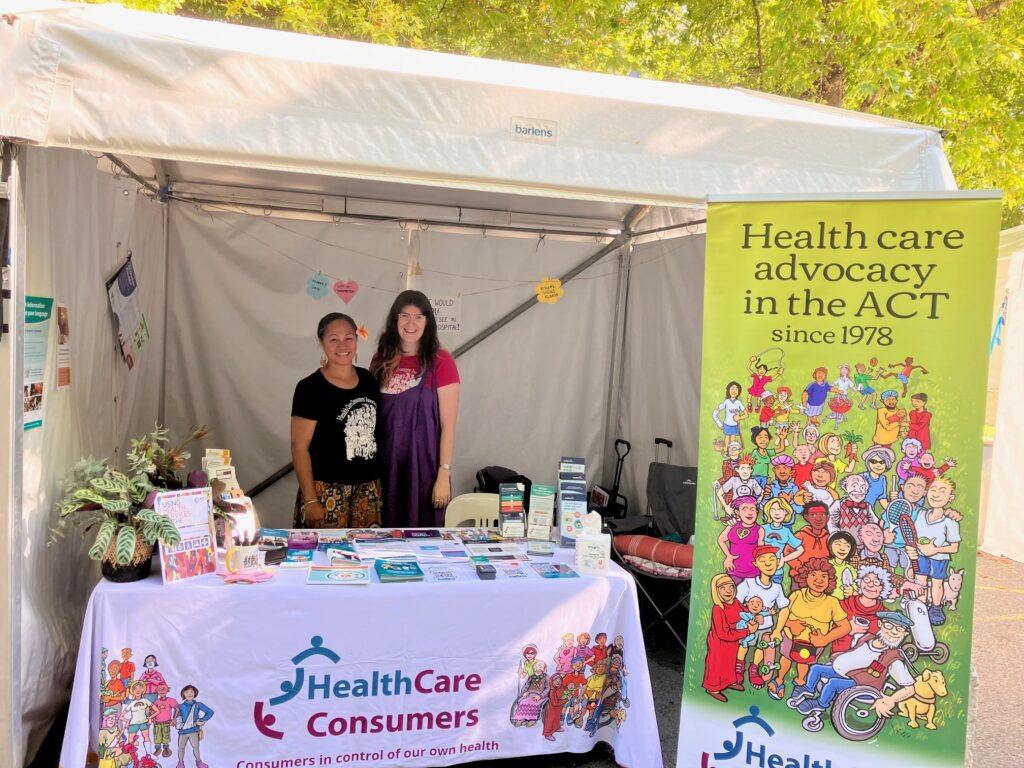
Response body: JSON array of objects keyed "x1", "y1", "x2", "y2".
[{"x1": 293, "y1": 479, "x2": 383, "y2": 528}]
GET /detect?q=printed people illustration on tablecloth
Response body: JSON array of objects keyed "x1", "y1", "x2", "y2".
[
  {"x1": 700, "y1": 350, "x2": 968, "y2": 742},
  {"x1": 96, "y1": 646, "x2": 214, "y2": 767},
  {"x1": 513, "y1": 630, "x2": 630, "y2": 737}
]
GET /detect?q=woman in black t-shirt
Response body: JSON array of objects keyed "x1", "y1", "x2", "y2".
[{"x1": 291, "y1": 313, "x2": 382, "y2": 528}]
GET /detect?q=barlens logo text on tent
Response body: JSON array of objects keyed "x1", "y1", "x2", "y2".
[{"x1": 510, "y1": 117, "x2": 558, "y2": 143}]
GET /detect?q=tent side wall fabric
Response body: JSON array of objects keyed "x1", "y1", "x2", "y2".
[{"x1": 16, "y1": 147, "x2": 166, "y2": 764}]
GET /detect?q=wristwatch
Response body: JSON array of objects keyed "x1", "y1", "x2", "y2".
[{"x1": 439, "y1": 463, "x2": 452, "y2": 471}]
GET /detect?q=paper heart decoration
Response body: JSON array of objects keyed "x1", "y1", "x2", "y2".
[{"x1": 333, "y1": 280, "x2": 359, "y2": 303}]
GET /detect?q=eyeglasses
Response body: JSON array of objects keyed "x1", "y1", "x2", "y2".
[
  {"x1": 397, "y1": 312, "x2": 427, "y2": 323},
  {"x1": 879, "y1": 620, "x2": 905, "y2": 631}
]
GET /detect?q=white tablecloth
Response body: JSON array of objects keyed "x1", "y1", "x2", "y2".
[{"x1": 60, "y1": 553, "x2": 662, "y2": 768}]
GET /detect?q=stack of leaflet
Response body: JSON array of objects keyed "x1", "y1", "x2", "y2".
[
  {"x1": 375, "y1": 558, "x2": 424, "y2": 582},
  {"x1": 527, "y1": 484, "x2": 556, "y2": 556},
  {"x1": 281, "y1": 530, "x2": 318, "y2": 567},
  {"x1": 498, "y1": 483, "x2": 526, "y2": 539},
  {"x1": 558, "y1": 456, "x2": 589, "y2": 548}
]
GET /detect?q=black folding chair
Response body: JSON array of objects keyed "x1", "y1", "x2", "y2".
[{"x1": 610, "y1": 438, "x2": 697, "y2": 650}]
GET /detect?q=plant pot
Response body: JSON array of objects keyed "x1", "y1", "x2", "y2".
[
  {"x1": 100, "y1": 536, "x2": 155, "y2": 583},
  {"x1": 101, "y1": 556, "x2": 153, "y2": 583}
]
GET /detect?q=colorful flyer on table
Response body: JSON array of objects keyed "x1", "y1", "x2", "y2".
[
  {"x1": 676, "y1": 195, "x2": 1001, "y2": 768},
  {"x1": 23, "y1": 296, "x2": 52, "y2": 430},
  {"x1": 154, "y1": 487, "x2": 216, "y2": 584},
  {"x1": 55, "y1": 302, "x2": 71, "y2": 389},
  {"x1": 528, "y1": 484, "x2": 555, "y2": 540}
]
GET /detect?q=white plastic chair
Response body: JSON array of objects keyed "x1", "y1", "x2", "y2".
[{"x1": 444, "y1": 493, "x2": 500, "y2": 528}]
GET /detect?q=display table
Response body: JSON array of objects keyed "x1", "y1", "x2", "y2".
[{"x1": 59, "y1": 550, "x2": 662, "y2": 768}]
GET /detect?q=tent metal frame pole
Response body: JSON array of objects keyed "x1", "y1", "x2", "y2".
[
  {"x1": 451, "y1": 205, "x2": 651, "y2": 361},
  {"x1": 601, "y1": 238, "x2": 634, "y2": 487},
  {"x1": 2, "y1": 146, "x2": 25, "y2": 766}
]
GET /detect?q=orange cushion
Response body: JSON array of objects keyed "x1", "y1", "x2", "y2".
[{"x1": 614, "y1": 534, "x2": 693, "y2": 568}]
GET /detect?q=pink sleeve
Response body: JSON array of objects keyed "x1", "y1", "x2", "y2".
[{"x1": 434, "y1": 350, "x2": 460, "y2": 388}]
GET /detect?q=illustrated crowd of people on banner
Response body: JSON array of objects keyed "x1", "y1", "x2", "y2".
[
  {"x1": 704, "y1": 352, "x2": 962, "y2": 740},
  {"x1": 97, "y1": 646, "x2": 214, "y2": 768},
  {"x1": 511, "y1": 631, "x2": 630, "y2": 740}
]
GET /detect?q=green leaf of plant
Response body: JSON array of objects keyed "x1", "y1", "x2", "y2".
[
  {"x1": 115, "y1": 526, "x2": 137, "y2": 565},
  {"x1": 102, "y1": 498, "x2": 131, "y2": 513},
  {"x1": 89, "y1": 519, "x2": 118, "y2": 560}
]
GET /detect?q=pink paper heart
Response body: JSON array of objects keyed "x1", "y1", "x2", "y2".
[{"x1": 333, "y1": 280, "x2": 359, "y2": 303}]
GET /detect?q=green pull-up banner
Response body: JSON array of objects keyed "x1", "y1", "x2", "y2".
[{"x1": 677, "y1": 193, "x2": 1001, "y2": 768}]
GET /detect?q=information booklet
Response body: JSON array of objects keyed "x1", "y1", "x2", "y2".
[
  {"x1": 527, "y1": 484, "x2": 555, "y2": 540},
  {"x1": 498, "y1": 482, "x2": 526, "y2": 539},
  {"x1": 154, "y1": 487, "x2": 217, "y2": 584},
  {"x1": 354, "y1": 539, "x2": 412, "y2": 561},
  {"x1": 315, "y1": 532, "x2": 349, "y2": 550},
  {"x1": 347, "y1": 528, "x2": 404, "y2": 542},
  {"x1": 375, "y1": 557, "x2": 424, "y2": 582},
  {"x1": 306, "y1": 564, "x2": 370, "y2": 585},
  {"x1": 531, "y1": 563, "x2": 580, "y2": 579},
  {"x1": 558, "y1": 456, "x2": 589, "y2": 547},
  {"x1": 492, "y1": 561, "x2": 532, "y2": 580}
]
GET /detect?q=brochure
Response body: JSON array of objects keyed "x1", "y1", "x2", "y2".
[
  {"x1": 559, "y1": 455, "x2": 589, "y2": 548},
  {"x1": 527, "y1": 484, "x2": 555, "y2": 540},
  {"x1": 154, "y1": 487, "x2": 216, "y2": 584},
  {"x1": 347, "y1": 528, "x2": 405, "y2": 541},
  {"x1": 375, "y1": 557, "x2": 425, "y2": 582},
  {"x1": 466, "y1": 542, "x2": 527, "y2": 559},
  {"x1": 306, "y1": 564, "x2": 370, "y2": 585},
  {"x1": 421, "y1": 563, "x2": 474, "y2": 583},
  {"x1": 409, "y1": 542, "x2": 470, "y2": 562},
  {"x1": 280, "y1": 549, "x2": 314, "y2": 567},
  {"x1": 442, "y1": 528, "x2": 504, "y2": 543},
  {"x1": 325, "y1": 542, "x2": 360, "y2": 564},
  {"x1": 287, "y1": 530, "x2": 319, "y2": 550},
  {"x1": 493, "y1": 561, "x2": 532, "y2": 580},
  {"x1": 403, "y1": 529, "x2": 442, "y2": 540},
  {"x1": 531, "y1": 563, "x2": 580, "y2": 579},
  {"x1": 353, "y1": 539, "x2": 412, "y2": 561},
  {"x1": 526, "y1": 540, "x2": 556, "y2": 557}
]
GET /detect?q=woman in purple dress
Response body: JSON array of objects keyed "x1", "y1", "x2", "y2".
[{"x1": 371, "y1": 291, "x2": 461, "y2": 527}]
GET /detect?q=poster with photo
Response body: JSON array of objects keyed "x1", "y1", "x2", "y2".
[
  {"x1": 56, "y1": 302, "x2": 71, "y2": 389},
  {"x1": 23, "y1": 295, "x2": 52, "y2": 430},
  {"x1": 106, "y1": 257, "x2": 148, "y2": 370}
]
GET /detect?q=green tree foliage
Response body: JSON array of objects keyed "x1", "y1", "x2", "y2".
[{"x1": 95, "y1": 0, "x2": 1023, "y2": 225}]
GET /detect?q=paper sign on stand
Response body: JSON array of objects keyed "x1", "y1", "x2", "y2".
[{"x1": 154, "y1": 487, "x2": 216, "y2": 584}]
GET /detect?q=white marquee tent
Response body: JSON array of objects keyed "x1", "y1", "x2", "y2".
[{"x1": 0, "y1": 1, "x2": 958, "y2": 763}]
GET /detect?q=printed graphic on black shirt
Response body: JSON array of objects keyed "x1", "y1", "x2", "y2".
[{"x1": 337, "y1": 398, "x2": 377, "y2": 461}]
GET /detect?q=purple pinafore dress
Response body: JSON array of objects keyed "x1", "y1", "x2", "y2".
[{"x1": 380, "y1": 365, "x2": 442, "y2": 528}]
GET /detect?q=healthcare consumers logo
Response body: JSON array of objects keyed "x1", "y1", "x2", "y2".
[
  {"x1": 702, "y1": 707, "x2": 833, "y2": 768},
  {"x1": 253, "y1": 636, "x2": 483, "y2": 741},
  {"x1": 510, "y1": 116, "x2": 558, "y2": 143}
]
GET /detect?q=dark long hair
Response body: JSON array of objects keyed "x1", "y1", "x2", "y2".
[{"x1": 370, "y1": 290, "x2": 440, "y2": 385}]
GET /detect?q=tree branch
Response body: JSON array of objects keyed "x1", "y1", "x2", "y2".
[{"x1": 970, "y1": 0, "x2": 1015, "y2": 20}]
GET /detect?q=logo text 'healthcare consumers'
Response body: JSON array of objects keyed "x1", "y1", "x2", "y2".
[
  {"x1": 253, "y1": 636, "x2": 483, "y2": 740},
  {"x1": 702, "y1": 707, "x2": 834, "y2": 768},
  {"x1": 510, "y1": 117, "x2": 557, "y2": 143}
]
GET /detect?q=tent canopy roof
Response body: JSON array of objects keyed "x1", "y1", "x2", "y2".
[{"x1": 1, "y1": 0, "x2": 956, "y2": 213}]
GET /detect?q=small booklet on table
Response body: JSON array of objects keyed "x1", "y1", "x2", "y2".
[
  {"x1": 307, "y1": 564, "x2": 370, "y2": 585},
  {"x1": 375, "y1": 557, "x2": 425, "y2": 582}
]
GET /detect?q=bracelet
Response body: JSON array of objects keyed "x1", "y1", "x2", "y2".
[
  {"x1": 439, "y1": 463, "x2": 452, "y2": 471},
  {"x1": 300, "y1": 499, "x2": 319, "y2": 510}
]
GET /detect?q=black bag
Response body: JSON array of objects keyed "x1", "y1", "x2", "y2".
[{"x1": 474, "y1": 465, "x2": 532, "y2": 512}]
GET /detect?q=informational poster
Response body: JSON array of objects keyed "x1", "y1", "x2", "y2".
[
  {"x1": 23, "y1": 295, "x2": 52, "y2": 430},
  {"x1": 106, "y1": 257, "x2": 148, "y2": 370},
  {"x1": 677, "y1": 195, "x2": 1001, "y2": 768},
  {"x1": 430, "y1": 295, "x2": 462, "y2": 333},
  {"x1": 154, "y1": 487, "x2": 216, "y2": 584},
  {"x1": 56, "y1": 301, "x2": 71, "y2": 389}
]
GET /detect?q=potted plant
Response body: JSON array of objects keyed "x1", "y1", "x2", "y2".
[{"x1": 51, "y1": 424, "x2": 210, "y2": 582}]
